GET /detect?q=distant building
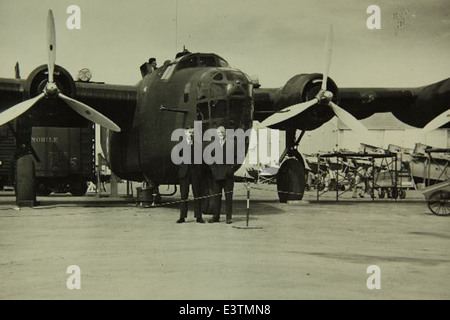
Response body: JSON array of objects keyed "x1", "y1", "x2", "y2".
[{"x1": 299, "y1": 113, "x2": 449, "y2": 154}]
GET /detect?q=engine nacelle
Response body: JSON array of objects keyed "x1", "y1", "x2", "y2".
[
  {"x1": 273, "y1": 73, "x2": 340, "y2": 131},
  {"x1": 24, "y1": 65, "x2": 88, "y2": 127},
  {"x1": 25, "y1": 64, "x2": 76, "y2": 98}
]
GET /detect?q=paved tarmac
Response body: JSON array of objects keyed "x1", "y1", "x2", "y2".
[{"x1": 0, "y1": 183, "x2": 449, "y2": 300}]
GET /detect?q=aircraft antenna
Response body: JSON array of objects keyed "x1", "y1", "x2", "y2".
[{"x1": 175, "y1": 0, "x2": 178, "y2": 53}]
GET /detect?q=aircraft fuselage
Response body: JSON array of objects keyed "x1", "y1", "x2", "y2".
[{"x1": 108, "y1": 53, "x2": 254, "y2": 184}]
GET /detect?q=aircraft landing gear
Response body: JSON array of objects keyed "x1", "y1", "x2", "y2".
[
  {"x1": 15, "y1": 154, "x2": 38, "y2": 207},
  {"x1": 277, "y1": 158, "x2": 306, "y2": 202},
  {"x1": 276, "y1": 129, "x2": 307, "y2": 202},
  {"x1": 138, "y1": 177, "x2": 162, "y2": 207}
]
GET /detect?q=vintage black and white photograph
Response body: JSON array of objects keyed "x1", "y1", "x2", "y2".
[{"x1": 0, "y1": 0, "x2": 449, "y2": 302}]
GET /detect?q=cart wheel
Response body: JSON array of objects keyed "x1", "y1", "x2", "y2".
[
  {"x1": 378, "y1": 188, "x2": 385, "y2": 199},
  {"x1": 317, "y1": 182, "x2": 325, "y2": 192},
  {"x1": 427, "y1": 191, "x2": 450, "y2": 216},
  {"x1": 399, "y1": 188, "x2": 406, "y2": 199},
  {"x1": 387, "y1": 188, "x2": 392, "y2": 198},
  {"x1": 391, "y1": 187, "x2": 399, "y2": 199}
]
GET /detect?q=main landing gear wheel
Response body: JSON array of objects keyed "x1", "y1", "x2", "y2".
[
  {"x1": 427, "y1": 191, "x2": 450, "y2": 216},
  {"x1": 277, "y1": 158, "x2": 306, "y2": 203},
  {"x1": 15, "y1": 154, "x2": 37, "y2": 206}
]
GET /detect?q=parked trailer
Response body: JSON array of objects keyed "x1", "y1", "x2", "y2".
[
  {"x1": 0, "y1": 124, "x2": 95, "y2": 196},
  {"x1": 0, "y1": 125, "x2": 15, "y2": 190}
]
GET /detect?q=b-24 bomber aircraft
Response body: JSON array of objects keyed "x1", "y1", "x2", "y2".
[{"x1": 0, "y1": 11, "x2": 448, "y2": 208}]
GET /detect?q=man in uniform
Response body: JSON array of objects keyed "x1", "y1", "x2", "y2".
[
  {"x1": 177, "y1": 127, "x2": 205, "y2": 223},
  {"x1": 140, "y1": 58, "x2": 157, "y2": 77},
  {"x1": 209, "y1": 126, "x2": 235, "y2": 224}
]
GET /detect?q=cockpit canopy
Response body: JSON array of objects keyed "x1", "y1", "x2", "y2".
[
  {"x1": 161, "y1": 53, "x2": 229, "y2": 80},
  {"x1": 178, "y1": 54, "x2": 229, "y2": 69}
]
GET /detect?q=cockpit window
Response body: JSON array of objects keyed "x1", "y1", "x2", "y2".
[
  {"x1": 210, "y1": 83, "x2": 227, "y2": 98},
  {"x1": 178, "y1": 57, "x2": 197, "y2": 70},
  {"x1": 210, "y1": 100, "x2": 227, "y2": 118},
  {"x1": 177, "y1": 54, "x2": 229, "y2": 72},
  {"x1": 218, "y1": 58, "x2": 229, "y2": 67},
  {"x1": 161, "y1": 64, "x2": 176, "y2": 80},
  {"x1": 161, "y1": 54, "x2": 230, "y2": 80},
  {"x1": 197, "y1": 102, "x2": 210, "y2": 120},
  {"x1": 223, "y1": 71, "x2": 247, "y2": 82},
  {"x1": 213, "y1": 72, "x2": 224, "y2": 81},
  {"x1": 199, "y1": 56, "x2": 217, "y2": 67}
]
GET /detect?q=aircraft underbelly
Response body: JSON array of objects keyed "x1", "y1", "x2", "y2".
[{"x1": 138, "y1": 87, "x2": 188, "y2": 184}]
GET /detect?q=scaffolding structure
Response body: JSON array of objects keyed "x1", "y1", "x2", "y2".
[
  {"x1": 316, "y1": 152, "x2": 399, "y2": 201},
  {"x1": 424, "y1": 148, "x2": 450, "y2": 186}
]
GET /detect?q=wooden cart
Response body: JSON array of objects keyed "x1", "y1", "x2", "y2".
[{"x1": 422, "y1": 180, "x2": 450, "y2": 216}]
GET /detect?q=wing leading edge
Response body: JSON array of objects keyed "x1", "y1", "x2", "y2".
[
  {"x1": 253, "y1": 77, "x2": 450, "y2": 131},
  {"x1": 0, "y1": 77, "x2": 138, "y2": 130}
]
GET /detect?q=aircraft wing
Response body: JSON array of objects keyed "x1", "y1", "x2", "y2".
[
  {"x1": 74, "y1": 81, "x2": 138, "y2": 130},
  {"x1": 253, "y1": 76, "x2": 450, "y2": 131},
  {"x1": 0, "y1": 77, "x2": 138, "y2": 130},
  {"x1": 0, "y1": 78, "x2": 26, "y2": 111}
]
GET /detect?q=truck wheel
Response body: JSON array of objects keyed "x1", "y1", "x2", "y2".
[
  {"x1": 69, "y1": 180, "x2": 88, "y2": 196},
  {"x1": 15, "y1": 154, "x2": 37, "y2": 206}
]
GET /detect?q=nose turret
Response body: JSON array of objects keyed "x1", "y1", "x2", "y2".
[{"x1": 196, "y1": 69, "x2": 254, "y2": 131}]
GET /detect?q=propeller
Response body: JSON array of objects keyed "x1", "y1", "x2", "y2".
[
  {"x1": 0, "y1": 10, "x2": 121, "y2": 132},
  {"x1": 322, "y1": 25, "x2": 333, "y2": 91},
  {"x1": 260, "y1": 25, "x2": 370, "y2": 138},
  {"x1": 422, "y1": 109, "x2": 450, "y2": 133},
  {"x1": 47, "y1": 9, "x2": 56, "y2": 84},
  {"x1": 259, "y1": 98, "x2": 319, "y2": 128}
]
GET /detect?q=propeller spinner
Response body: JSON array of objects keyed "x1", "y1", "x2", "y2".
[
  {"x1": 261, "y1": 26, "x2": 371, "y2": 139},
  {"x1": 0, "y1": 10, "x2": 121, "y2": 132}
]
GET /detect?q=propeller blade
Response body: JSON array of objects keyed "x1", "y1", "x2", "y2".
[
  {"x1": 47, "y1": 10, "x2": 56, "y2": 83},
  {"x1": 321, "y1": 25, "x2": 333, "y2": 91},
  {"x1": 328, "y1": 101, "x2": 371, "y2": 138},
  {"x1": 260, "y1": 98, "x2": 319, "y2": 128},
  {"x1": 422, "y1": 109, "x2": 450, "y2": 133},
  {"x1": 0, "y1": 93, "x2": 45, "y2": 126},
  {"x1": 59, "y1": 93, "x2": 121, "y2": 132}
]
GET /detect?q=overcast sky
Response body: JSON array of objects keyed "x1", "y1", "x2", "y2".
[{"x1": 0, "y1": 0, "x2": 449, "y2": 88}]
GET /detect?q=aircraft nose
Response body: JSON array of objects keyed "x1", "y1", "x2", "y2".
[{"x1": 196, "y1": 69, "x2": 254, "y2": 130}]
